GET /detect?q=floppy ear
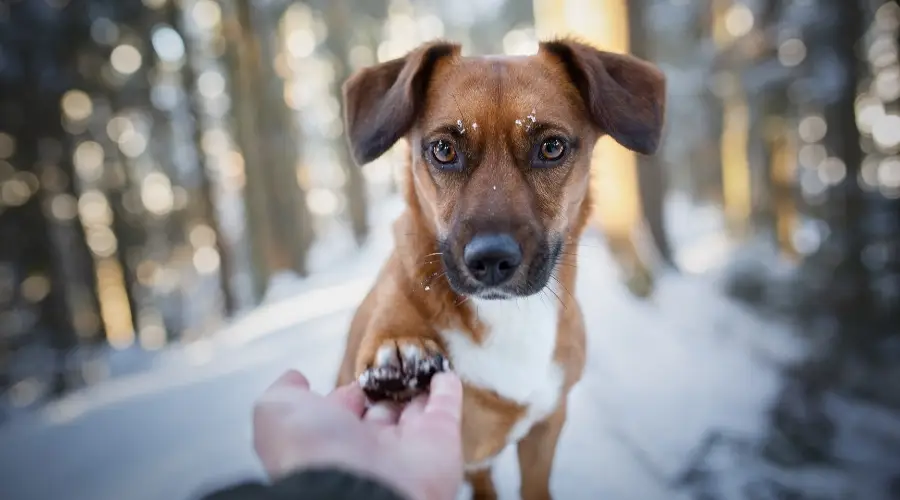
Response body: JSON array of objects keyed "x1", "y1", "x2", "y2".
[
  {"x1": 342, "y1": 41, "x2": 461, "y2": 165},
  {"x1": 540, "y1": 39, "x2": 666, "y2": 155}
]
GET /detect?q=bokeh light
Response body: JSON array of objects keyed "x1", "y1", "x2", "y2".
[
  {"x1": 110, "y1": 44, "x2": 143, "y2": 75},
  {"x1": 778, "y1": 39, "x2": 807, "y2": 67},
  {"x1": 197, "y1": 70, "x2": 226, "y2": 99},
  {"x1": 151, "y1": 26, "x2": 186, "y2": 64},
  {"x1": 90, "y1": 17, "x2": 119, "y2": 45},
  {"x1": 0, "y1": 132, "x2": 16, "y2": 159},
  {"x1": 724, "y1": 3, "x2": 754, "y2": 37},
  {"x1": 73, "y1": 141, "x2": 105, "y2": 182},
  {"x1": 61, "y1": 90, "x2": 93, "y2": 122},
  {"x1": 50, "y1": 193, "x2": 78, "y2": 221},
  {"x1": 192, "y1": 0, "x2": 221, "y2": 31},
  {"x1": 141, "y1": 172, "x2": 175, "y2": 216}
]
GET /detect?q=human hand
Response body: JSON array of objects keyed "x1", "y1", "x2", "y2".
[{"x1": 252, "y1": 369, "x2": 464, "y2": 500}]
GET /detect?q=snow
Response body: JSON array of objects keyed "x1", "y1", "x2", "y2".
[{"x1": 0, "y1": 194, "x2": 812, "y2": 500}]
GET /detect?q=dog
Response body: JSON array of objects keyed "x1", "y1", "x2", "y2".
[{"x1": 335, "y1": 38, "x2": 666, "y2": 499}]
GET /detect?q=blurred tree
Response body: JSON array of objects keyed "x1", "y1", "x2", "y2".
[
  {"x1": 714, "y1": 0, "x2": 900, "y2": 496},
  {"x1": 626, "y1": 0, "x2": 675, "y2": 267},
  {"x1": 712, "y1": 0, "x2": 803, "y2": 251},
  {"x1": 694, "y1": 0, "x2": 726, "y2": 207},
  {"x1": 668, "y1": 1, "x2": 900, "y2": 495},
  {"x1": 322, "y1": 0, "x2": 369, "y2": 246},
  {"x1": 1, "y1": 0, "x2": 254, "y2": 407},
  {"x1": 221, "y1": 0, "x2": 313, "y2": 301},
  {"x1": 90, "y1": 1, "x2": 156, "y2": 341},
  {"x1": 73, "y1": 0, "x2": 232, "y2": 346},
  {"x1": 0, "y1": 0, "x2": 103, "y2": 401},
  {"x1": 246, "y1": 2, "x2": 314, "y2": 279},
  {"x1": 166, "y1": 0, "x2": 237, "y2": 315},
  {"x1": 220, "y1": 1, "x2": 271, "y2": 301}
]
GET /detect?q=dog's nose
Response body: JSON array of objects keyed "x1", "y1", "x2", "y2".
[{"x1": 463, "y1": 233, "x2": 522, "y2": 286}]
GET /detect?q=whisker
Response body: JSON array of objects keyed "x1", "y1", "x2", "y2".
[
  {"x1": 538, "y1": 290, "x2": 550, "y2": 308},
  {"x1": 544, "y1": 285, "x2": 565, "y2": 310},
  {"x1": 550, "y1": 275, "x2": 574, "y2": 300},
  {"x1": 425, "y1": 271, "x2": 446, "y2": 285}
]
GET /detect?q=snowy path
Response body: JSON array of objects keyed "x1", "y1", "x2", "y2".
[{"x1": 0, "y1": 199, "x2": 805, "y2": 500}]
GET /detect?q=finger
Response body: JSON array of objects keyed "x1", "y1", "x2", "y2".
[
  {"x1": 270, "y1": 370, "x2": 311, "y2": 391},
  {"x1": 255, "y1": 370, "x2": 313, "y2": 408},
  {"x1": 325, "y1": 383, "x2": 367, "y2": 417},
  {"x1": 422, "y1": 372, "x2": 463, "y2": 427},
  {"x1": 363, "y1": 402, "x2": 401, "y2": 426},
  {"x1": 398, "y1": 394, "x2": 427, "y2": 427}
]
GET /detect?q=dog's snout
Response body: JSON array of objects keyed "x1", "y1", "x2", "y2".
[{"x1": 463, "y1": 233, "x2": 522, "y2": 286}]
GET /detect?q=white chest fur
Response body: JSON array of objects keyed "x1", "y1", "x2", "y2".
[{"x1": 440, "y1": 293, "x2": 564, "y2": 457}]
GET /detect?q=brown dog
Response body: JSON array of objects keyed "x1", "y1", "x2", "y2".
[{"x1": 335, "y1": 38, "x2": 665, "y2": 499}]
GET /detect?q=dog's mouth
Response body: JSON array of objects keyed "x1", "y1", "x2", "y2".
[{"x1": 438, "y1": 236, "x2": 562, "y2": 299}]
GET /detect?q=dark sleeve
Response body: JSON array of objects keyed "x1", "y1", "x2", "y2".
[{"x1": 198, "y1": 466, "x2": 411, "y2": 500}]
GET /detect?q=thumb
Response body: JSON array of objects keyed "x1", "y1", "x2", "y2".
[
  {"x1": 402, "y1": 372, "x2": 463, "y2": 437},
  {"x1": 425, "y1": 372, "x2": 463, "y2": 421}
]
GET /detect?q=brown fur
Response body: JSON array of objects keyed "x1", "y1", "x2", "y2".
[{"x1": 336, "y1": 38, "x2": 666, "y2": 499}]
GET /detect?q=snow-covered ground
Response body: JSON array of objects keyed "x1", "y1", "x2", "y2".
[{"x1": 0, "y1": 194, "x2": 811, "y2": 500}]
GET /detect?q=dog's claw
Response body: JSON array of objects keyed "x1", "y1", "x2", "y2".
[{"x1": 358, "y1": 340, "x2": 450, "y2": 403}]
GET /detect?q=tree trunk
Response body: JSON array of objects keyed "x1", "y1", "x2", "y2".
[
  {"x1": 168, "y1": 1, "x2": 237, "y2": 314},
  {"x1": 323, "y1": 0, "x2": 369, "y2": 246},
  {"x1": 221, "y1": 0, "x2": 278, "y2": 300},
  {"x1": 234, "y1": 0, "x2": 311, "y2": 278},
  {"x1": 0, "y1": 0, "x2": 103, "y2": 400},
  {"x1": 627, "y1": 0, "x2": 674, "y2": 267}
]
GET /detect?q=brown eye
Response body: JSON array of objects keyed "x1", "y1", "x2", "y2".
[
  {"x1": 431, "y1": 140, "x2": 457, "y2": 164},
  {"x1": 539, "y1": 138, "x2": 566, "y2": 161}
]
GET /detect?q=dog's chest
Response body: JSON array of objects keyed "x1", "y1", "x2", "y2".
[{"x1": 440, "y1": 296, "x2": 564, "y2": 444}]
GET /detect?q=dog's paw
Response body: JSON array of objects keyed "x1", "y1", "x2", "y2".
[{"x1": 357, "y1": 338, "x2": 450, "y2": 403}]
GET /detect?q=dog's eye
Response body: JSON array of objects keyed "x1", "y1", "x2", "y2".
[
  {"x1": 539, "y1": 138, "x2": 566, "y2": 162},
  {"x1": 431, "y1": 140, "x2": 458, "y2": 164}
]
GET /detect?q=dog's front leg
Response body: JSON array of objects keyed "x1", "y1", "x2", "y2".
[
  {"x1": 465, "y1": 468, "x2": 498, "y2": 500},
  {"x1": 355, "y1": 332, "x2": 449, "y2": 403},
  {"x1": 516, "y1": 403, "x2": 567, "y2": 500}
]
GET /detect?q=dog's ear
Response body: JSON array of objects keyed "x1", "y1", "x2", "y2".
[
  {"x1": 342, "y1": 41, "x2": 461, "y2": 165},
  {"x1": 540, "y1": 39, "x2": 666, "y2": 155}
]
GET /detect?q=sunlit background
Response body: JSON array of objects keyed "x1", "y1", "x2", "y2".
[{"x1": 1, "y1": 0, "x2": 899, "y2": 499}]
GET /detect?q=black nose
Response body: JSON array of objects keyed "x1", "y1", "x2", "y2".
[{"x1": 463, "y1": 233, "x2": 522, "y2": 286}]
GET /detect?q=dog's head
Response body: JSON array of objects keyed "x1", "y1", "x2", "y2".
[{"x1": 342, "y1": 39, "x2": 666, "y2": 299}]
